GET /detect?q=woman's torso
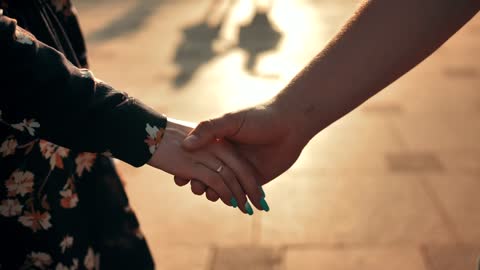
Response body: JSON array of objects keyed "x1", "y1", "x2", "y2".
[{"x1": 0, "y1": 1, "x2": 154, "y2": 269}]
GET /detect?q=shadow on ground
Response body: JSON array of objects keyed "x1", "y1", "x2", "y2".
[
  {"x1": 86, "y1": 0, "x2": 172, "y2": 44},
  {"x1": 173, "y1": 1, "x2": 283, "y2": 88}
]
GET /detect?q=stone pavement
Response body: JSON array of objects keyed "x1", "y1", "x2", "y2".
[{"x1": 75, "y1": 0, "x2": 480, "y2": 269}]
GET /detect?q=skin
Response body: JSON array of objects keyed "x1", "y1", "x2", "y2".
[
  {"x1": 178, "y1": 0, "x2": 480, "y2": 200},
  {"x1": 147, "y1": 118, "x2": 265, "y2": 214}
]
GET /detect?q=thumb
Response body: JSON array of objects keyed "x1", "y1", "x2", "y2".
[{"x1": 182, "y1": 113, "x2": 244, "y2": 150}]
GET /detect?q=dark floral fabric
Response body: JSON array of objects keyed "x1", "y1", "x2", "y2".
[{"x1": 0, "y1": 0, "x2": 166, "y2": 269}]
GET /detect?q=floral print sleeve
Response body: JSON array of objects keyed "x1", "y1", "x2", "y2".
[{"x1": 0, "y1": 15, "x2": 167, "y2": 167}]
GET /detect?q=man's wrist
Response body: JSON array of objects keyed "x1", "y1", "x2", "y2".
[{"x1": 268, "y1": 93, "x2": 321, "y2": 145}]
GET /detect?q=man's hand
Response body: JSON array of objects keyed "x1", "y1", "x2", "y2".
[{"x1": 177, "y1": 105, "x2": 311, "y2": 200}]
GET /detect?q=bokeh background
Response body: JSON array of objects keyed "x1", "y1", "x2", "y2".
[{"x1": 76, "y1": 0, "x2": 479, "y2": 269}]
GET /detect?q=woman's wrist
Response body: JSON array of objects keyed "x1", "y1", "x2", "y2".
[{"x1": 147, "y1": 118, "x2": 194, "y2": 166}]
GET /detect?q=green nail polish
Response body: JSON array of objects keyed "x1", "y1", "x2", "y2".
[
  {"x1": 260, "y1": 198, "x2": 270, "y2": 212},
  {"x1": 259, "y1": 186, "x2": 266, "y2": 198},
  {"x1": 230, "y1": 197, "x2": 238, "y2": 208},
  {"x1": 245, "y1": 202, "x2": 254, "y2": 215}
]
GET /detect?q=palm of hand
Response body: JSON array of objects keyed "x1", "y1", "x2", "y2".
[{"x1": 233, "y1": 134, "x2": 303, "y2": 185}]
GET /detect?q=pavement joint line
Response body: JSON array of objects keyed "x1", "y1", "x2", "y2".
[
  {"x1": 287, "y1": 167, "x2": 480, "y2": 175},
  {"x1": 203, "y1": 243, "x2": 439, "y2": 249},
  {"x1": 389, "y1": 120, "x2": 410, "y2": 149},
  {"x1": 207, "y1": 245, "x2": 219, "y2": 270},
  {"x1": 419, "y1": 244, "x2": 436, "y2": 270},
  {"x1": 251, "y1": 211, "x2": 262, "y2": 245},
  {"x1": 283, "y1": 243, "x2": 430, "y2": 249},
  {"x1": 418, "y1": 176, "x2": 464, "y2": 245}
]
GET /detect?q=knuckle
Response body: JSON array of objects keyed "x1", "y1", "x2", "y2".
[
  {"x1": 222, "y1": 112, "x2": 236, "y2": 122},
  {"x1": 223, "y1": 112, "x2": 243, "y2": 130},
  {"x1": 208, "y1": 173, "x2": 221, "y2": 184},
  {"x1": 196, "y1": 120, "x2": 213, "y2": 131},
  {"x1": 206, "y1": 189, "x2": 219, "y2": 202},
  {"x1": 174, "y1": 177, "x2": 189, "y2": 186},
  {"x1": 223, "y1": 170, "x2": 236, "y2": 185},
  {"x1": 191, "y1": 183, "x2": 205, "y2": 195},
  {"x1": 191, "y1": 189, "x2": 202, "y2": 195},
  {"x1": 202, "y1": 174, "x2": 222, "y2": 192},
  {"x1": 212, "y1": 178, "x2": 225, "y2": 192},
  {"x1": 192, "y1": 190, "x2": 202, "y2": 196}
]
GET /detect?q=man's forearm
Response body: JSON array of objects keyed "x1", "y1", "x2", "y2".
[{"x1": 272, "y1": 0, "x2": 479, "y2": 141}]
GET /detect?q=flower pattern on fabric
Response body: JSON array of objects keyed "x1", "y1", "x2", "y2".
[
  {"x1": 83, "y1": 247, "x2": 96, "y2": 270},
  {"x1": 40, "y1": 140, "x2": 70, "y2": 170},
  {"x1": 55, "y1": 263, "x2": 69, "y2": 270},
  {"x1": 11, "y1": 119, "x2": 40, "y2": 136},
  {"x1": 55, "y1": 258, "x2": 79, "y2": 270},
  {"x1": 79, "y1": 68, "x2": 94, "y2": 79},
  {"x1": 0, "y1": 136, "x2": 17, "y2": 157},
  {"x1": 145, "y1": 123, "x2": 164, "y2": 154},
  {"x1": 0, "y1": 2, "x2": 158, "y2": 268},
  {"x1": 60, "y1": 235, "x2": 74, "y2": 254},
  {"x1": 75, "y1": 152, "x2": 96, "y2": 177},
  {"x1": 18, "y1": 210, "x2": 52, "y2": 232},
  {"x1": 24, "y1": 252, "x2": 53, "y2": 270},
  {"x1": 6, "y1": 170, "x2": 34, "y2": 197},
  {"x1": 0, "y1": 198, "x2": 23, "y2": 217},
  {"x1": 59, "y1": 178, "x2": 79, "y2": 209},
  {"x1": 15, "y1": 28, "x2": 34, "y2": 45}
]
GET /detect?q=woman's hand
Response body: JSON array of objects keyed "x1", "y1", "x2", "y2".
[{"x1": 147, "y1": 118, "x2": 267, "y2": 215}]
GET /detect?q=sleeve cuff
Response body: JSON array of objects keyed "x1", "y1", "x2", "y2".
[{"x1": 95, "y1": 82, "x2": 167, "y2": 167}]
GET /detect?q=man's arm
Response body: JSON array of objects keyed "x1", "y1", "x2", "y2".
[
  {"x1": 181, "y1": 0, "x2": 479, "y2": 192},
  {"x1": 273, "y1": 0, "x2": 479, "y2": 141}
]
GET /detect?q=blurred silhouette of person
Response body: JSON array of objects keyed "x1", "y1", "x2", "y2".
[
  {"x1": 237, "y1": 0, "x2": 282, "y2": 74},
  {"x1": 173, "y1": 0, "x2": 236, "y2": 88}
]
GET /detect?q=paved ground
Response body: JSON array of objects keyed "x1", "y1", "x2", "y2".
[{"x1": 76, "y1": 0, "x2": 480, "y2": 269}]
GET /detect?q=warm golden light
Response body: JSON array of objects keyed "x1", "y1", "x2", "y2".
[{"x1": 75, "y1": 0, "x2": 480, "y2": 268}]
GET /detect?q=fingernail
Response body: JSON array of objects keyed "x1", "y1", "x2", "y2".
[
  {"x1": 230, "y1": 197, "x2": 238, "y2": 208},
  {"x1": 244, "y1": 202, "x2": 254, "y2": 215},
  {"x1": 184, "y1": 134, "x2": 199, "y2": 146},
  {"x1": 259, "y1": 186, "x2": 266, "y2": 198},
  {"x1": 260, "y1": 198, "x2": 270, "y2": 212}
]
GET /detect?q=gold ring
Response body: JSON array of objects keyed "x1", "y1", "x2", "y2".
[{"x1": 216, "y1": 165, "x2": 223, "y2": 173}]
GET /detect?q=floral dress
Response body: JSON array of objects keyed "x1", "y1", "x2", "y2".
[{"x1": 0, "y1": 1, "x2": 166, "y2": 269}]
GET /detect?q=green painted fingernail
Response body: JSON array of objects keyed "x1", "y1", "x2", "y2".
[
  {"x1": 259, "y1": 186, "x2": 266, "y2": 198},
  {"x1": 260, "y1": 198, "x2": 270, "y2": 212},
  {"x1": 245, "y1": 202, "x2": 254, "y2": 215},
  {"x1": 230, "y1": 197, "x2": 238, "y2": 208}
]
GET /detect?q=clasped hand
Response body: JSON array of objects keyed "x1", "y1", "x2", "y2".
[
  {"x1": 147, "y1": 118, "x2": 266, "y2": 215},
  {"x1": 147, "y1": 105, "x2": 309, "y2": 216}
]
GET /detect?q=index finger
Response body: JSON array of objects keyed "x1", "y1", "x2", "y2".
[{"x1": 182, "y1": 113, "x2": 244, "y2": 150}]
